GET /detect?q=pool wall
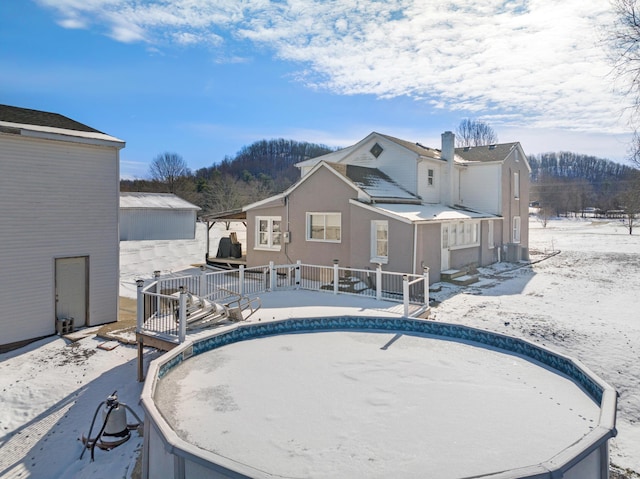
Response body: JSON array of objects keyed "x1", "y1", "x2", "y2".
[{"x1": 140, "y1": 316, "x2": 618, "y2": 479}]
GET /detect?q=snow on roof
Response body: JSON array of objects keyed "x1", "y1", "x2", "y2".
[
  {"x1": 355, "y1": 201, "x2": 495, "y2": 223},
  {"x1": 120, "y1": 192, "x2": 200, "y2": 210},
  {"x1": 330, "y1": 163, "x2": 420, "y2": 202}
]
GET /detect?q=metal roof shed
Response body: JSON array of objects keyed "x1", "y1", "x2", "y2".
[{"x1": 120, "y1": 193, "x2": 201, "y2": 241}]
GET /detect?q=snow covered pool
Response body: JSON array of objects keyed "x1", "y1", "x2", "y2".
[{"x1": 140, "y1": 316, "x2": 617, "y2": 479}]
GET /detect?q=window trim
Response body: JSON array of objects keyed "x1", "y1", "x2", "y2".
[
  {"x1": 254, "y1": 216, "x2": 282, "y2": 251},
  {"x1": 306, "y1": 212, "x2": 342, "y2": 243},
  {"x1": 370, "y1": 220, "x2": 389, "y2": 264},
  {"x1": 512, "y1": 216, "x2": 521, "y2": 244},
  {"x1": 427, "y1": 168, "x2": 434, "y2": 187},
  {"x1": 444, "y1": 220, "x2": 480, "y2": 250}
]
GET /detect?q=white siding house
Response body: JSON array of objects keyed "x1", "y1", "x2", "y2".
[
  {"x1": 0, "y1": 104, "x2": 124, "y2": 350},
  {"x1": 120, "y1": 193, "x2": 200, "y2": 241}
]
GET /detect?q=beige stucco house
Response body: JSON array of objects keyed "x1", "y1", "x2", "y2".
[{"x1": 243, "y1": 131, "x2": 530, "y2": 283}]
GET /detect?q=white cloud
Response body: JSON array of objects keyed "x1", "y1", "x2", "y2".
[{"x1": 36, "y1": 0, "x2": 633, "y2": 136}]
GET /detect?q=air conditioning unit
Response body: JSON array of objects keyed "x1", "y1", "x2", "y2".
[{"x1": 505, "y1": 243, "x2": 521, "y2": 262}]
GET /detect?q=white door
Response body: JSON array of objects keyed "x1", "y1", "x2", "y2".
[
  {"x1": 441, "y1": 224, "x2": 450, "y2": 271},
  {"x1": 55, "y1": 256, "x2": 88, "y2": 327}
]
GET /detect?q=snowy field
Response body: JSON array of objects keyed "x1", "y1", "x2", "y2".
[{"x1": 0, "y1": 217, "x2": 638, "y2": 478}]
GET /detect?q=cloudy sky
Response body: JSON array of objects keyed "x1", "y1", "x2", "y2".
[{"x1": 0, "y1": 0, "x2": 635, "y2": 178}]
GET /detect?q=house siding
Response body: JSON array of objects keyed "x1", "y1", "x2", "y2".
[
  {"x1": 417, "y1": 160, "x2": 442, "y2": 203},
  {"x1": 459, "y1": 163, "x2": 502, "y2": 214},
  {"x1": 0, "y1": 133, "x2": 120, "y2": 346},
  {"x1": 348, "y1": 206, "x2": 414, "y2": 274},
  {"x1": 120, "y1": 209, "x2": 197, "y2": 240},
  {"x1": 343, "y1": 136, "x2": 419, "y2": 195},
  {"x1": 246, "y1": 167, "x2": 357, "y2": 268},
  {"x1": 501, "y1": 148, "x2": 530, "y2": 253},
  {"x1": 415, "y1": 223, "x2": 442, "y2": 282}
]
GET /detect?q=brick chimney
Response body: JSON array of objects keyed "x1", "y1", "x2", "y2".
[{"x1": 441, "y1": 131, "x2": 455, "y2": 206}]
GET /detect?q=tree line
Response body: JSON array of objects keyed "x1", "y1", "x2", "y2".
[
  {"x1": 120, "y1": 139, "x2": 335, "y2": 215},
  {"x1": 529, "y1": 151, "x2": 640, "y2": 233}
]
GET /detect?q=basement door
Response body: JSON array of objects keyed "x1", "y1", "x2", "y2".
[{"x1": 55, "y1": 256, "x2": 88, "y2": 327}]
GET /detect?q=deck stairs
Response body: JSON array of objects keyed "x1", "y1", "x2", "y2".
[{"x1": 441, "y1": 268, "x2": 479, "y2": 286}]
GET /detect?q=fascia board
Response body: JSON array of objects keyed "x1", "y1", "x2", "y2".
[
  {"x1": 349, "y1": 199, "x2": 413, "y2": 224},
  {"x1": 0, "y1": 121, "x2": 125, "y2": 148}
]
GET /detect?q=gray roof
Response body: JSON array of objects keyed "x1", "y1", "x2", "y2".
[
  {"x1": 455, "y1": 143, "x2": 519, "y2": 163},
  {"x1": 0, "y1": 104, "x2": 102, "y2": 133},
  {"x1": 120, "y1": 192, "x2": 200, "y2": 210},
  {"x1": 378, "y1": 133, "x2": 442, "y2": 160},
  {"x1": 330, "y1": 163, "x2": 421, "y2": 203}
]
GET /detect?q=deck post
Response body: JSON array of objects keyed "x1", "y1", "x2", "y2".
[
  {"x1": 333, "y1": 259, "x2": 339, "y2": 295},
  {"x1": 269, "y1": 261, "x2": 276, "y2": 291},
  {"x1": 136, "y1": 279, "x2": 145, "y2": 382},
  {"x1": 403, "y1": 274, "x2": 409, "y2": 316},
  {"x1": 295, "y1": 260, "x2": 301, "y2": 289},
  {"x1": 178, "y1": 286, "x2": 187, "y2": 343},
  {"x1": 423, "y1": 266, "x2": 430, "y2": 306},
  {"x1": 199, "y1": 265, "x2": 207, "y2": 297},
  {"x1": 136, "y1": 279, "x2": 144, "y2": 332},
  {"x1": 376, "y1": 264, "x2": 382, "y2": 301},
  {"x1": 239, "y1": 265, "x2": 245, "y2": 296}
]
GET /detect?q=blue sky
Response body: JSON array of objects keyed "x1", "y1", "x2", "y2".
[{"x1": 1, "y1": 0, "x2": 635, "y2": 179}]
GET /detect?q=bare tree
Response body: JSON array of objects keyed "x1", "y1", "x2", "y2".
[
  {"x1": 610, "y1": 0, "x2": 640, "y2": 166},
  {"x1": 618, "y1": 171, "x2": 640, "y2": 234},
  {"x1": 455, "y1": 119, "x2": 498, "y2": 147},
  {"x1": 149, "y1": 152, "x2": 190, "y2": 193}
]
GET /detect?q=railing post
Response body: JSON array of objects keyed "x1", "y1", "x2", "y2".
[
  {"x1": 376, "y1": 264, "x2": 382, "y2": 301},
  {"x1": 403, "y1": 274, "x2": 409, "y2": 317},
  {"x1": 178, "y1": 286, "x2": 187, "y2": 343},
  {"x1": 269, "y1": 261, "x2": 276, "y2": 291},
  {"x1": 154, "y1": 270, "x2": 161, "y2": 315},
  {"x1": 333, "y1": 259, "x2": 339, "y2": 295},
  {"x1": 423, "y1": 266, "x2": 430, "y2": 306},
  {"x1": 239, "y1": 265, "x2": 245, "y2": 296},
  {"x1": 136, "y1": 279, "x2": 144, "y2": 332},
  {"x1": 199, "y1": 265, "x2": 206, "y2": 297},
  {"x1": 295, "y1": 260, "x2": 301, "y2": 289}
]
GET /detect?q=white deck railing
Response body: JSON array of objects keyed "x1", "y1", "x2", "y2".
[{"x1": 137, "y1": 261, "x2": 430, "y2": 344}]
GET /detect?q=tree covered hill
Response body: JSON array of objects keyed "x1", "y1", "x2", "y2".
[
  {"x1": 122, "y1": 140, "x2": 638, "y2": 217},
  {"x1": 121, "y1": 138, "x2": 336, "y2": 215},
  {"x1": 528, "y1": 151, "x2": 637, "y2": 214}
]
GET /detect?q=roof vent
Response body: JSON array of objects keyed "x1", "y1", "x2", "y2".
[
  {"x1": 489, "y1": 144, "x2": 497, "y2": 150},
  {"x1": 370, "y1": 142, "x2": 383, "y2": 158}
]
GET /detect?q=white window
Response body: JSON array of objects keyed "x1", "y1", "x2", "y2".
[
  {"x1": 512, "y1": 216, "x2": 521, "y2": 243},
  {"x1": 428, "y1": 169, "x2": 434, "y2": 186},
  {"x1": 306, "y1": 213, "x2": 341, "y2": 242},
  {"x1": 444, "y1": 221, "x2": 480, "y2": 249},
  {"x1": 371, "y1": 220, "x2": 388, "y2": 263},
  {"x1": 488, "y1": 220, "x2": 494, "y2": 248},
  {"x1": 514, "y1": 171, "x2": 520, "y2": 199},
  {"x1": 255, "y1": 216, "x2": 282, "y2": 250}
]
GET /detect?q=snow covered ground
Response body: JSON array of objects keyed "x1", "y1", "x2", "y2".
[{"x1": 0, "y1": 217, "x2": 638, "y2": 478}]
